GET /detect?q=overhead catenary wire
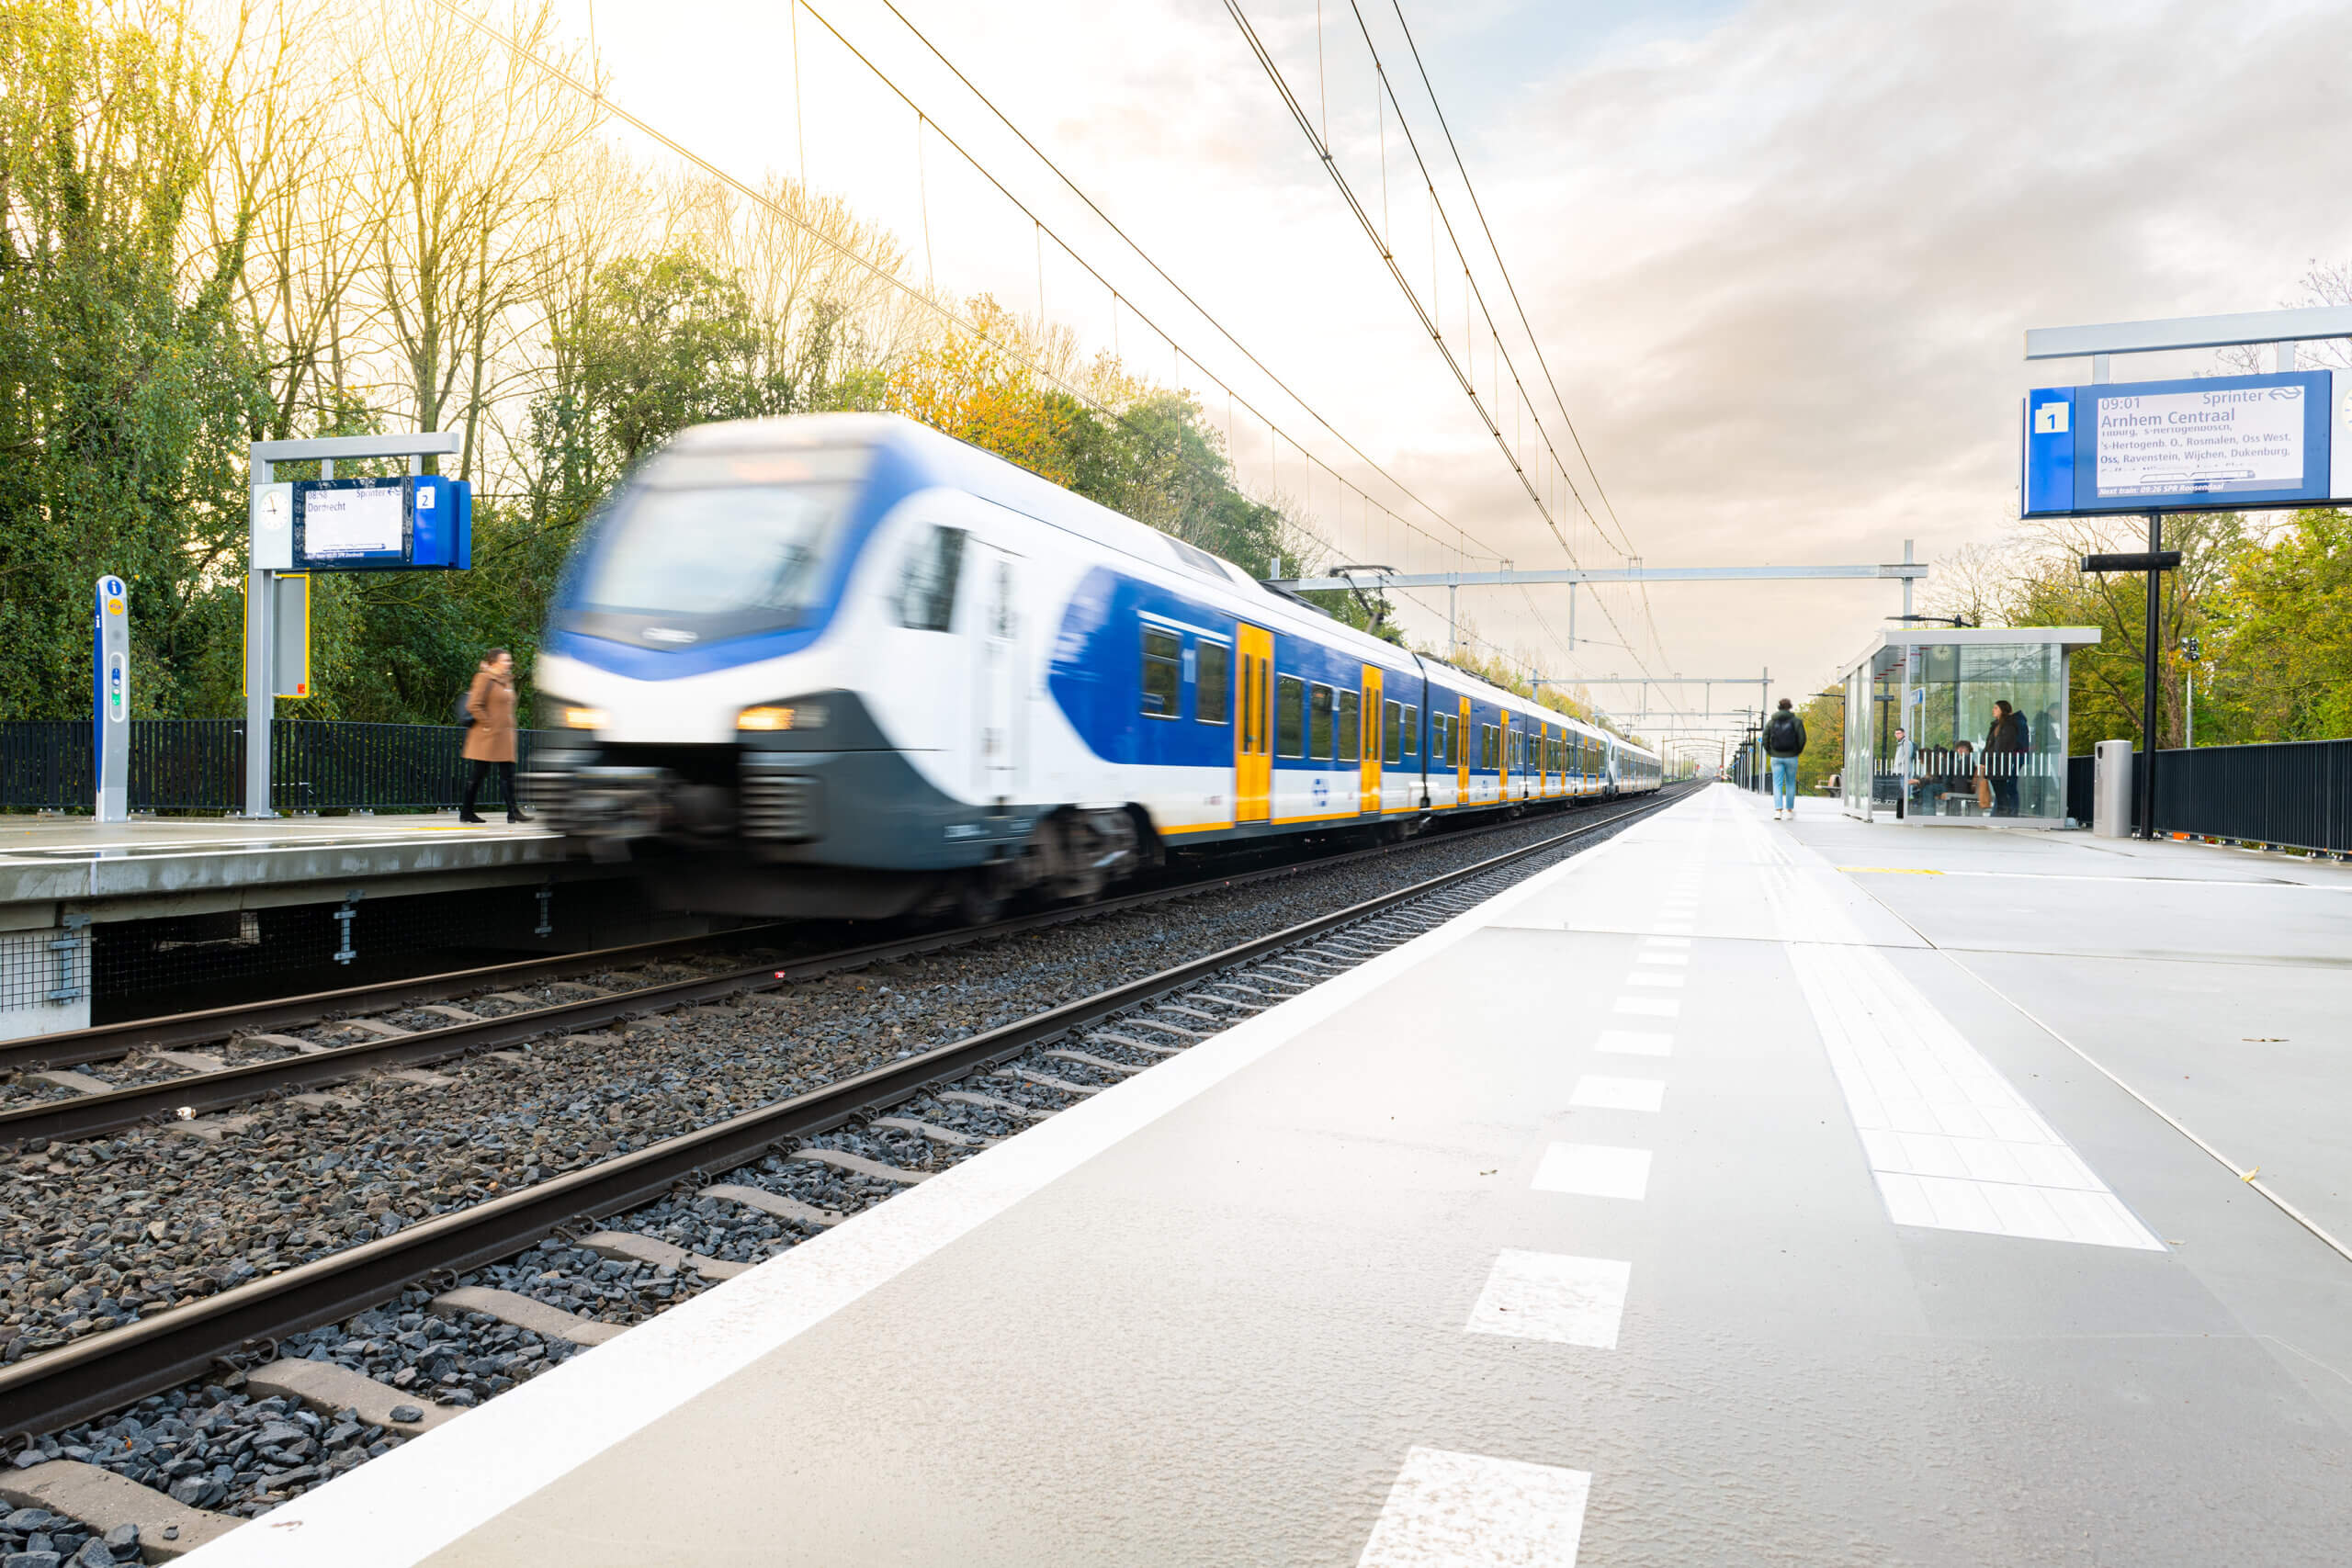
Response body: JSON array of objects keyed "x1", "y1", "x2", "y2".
[
  {"x1": 790, "y1": 0, "x2": 1503, "y2": 572},
  {"x1": 870, "y1": 0, "x2": 1510, "y2": 568},
  {"x1": 1337, "y1": 0, "x2": 1677, "y2": 694},
  {"x1": 1225, "y1": 0, "x2": 1672, "y2": 709},
  {"x1": 1381, "y1": 0, "x2": 1632, "y2": 558},
  {"x1": 1381, "y1": 0, "x2": 1680, "y2": 678},
  {"x1": 422, "y1": 0, "x2": 1367, "y2": 571}
]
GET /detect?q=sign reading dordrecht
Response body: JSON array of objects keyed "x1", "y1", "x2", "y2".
[{"x1": 2022, "y1": 369, "x2": 2352, "y2": 517}]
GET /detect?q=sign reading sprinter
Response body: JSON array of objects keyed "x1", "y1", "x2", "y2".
[
  {"x1": 288, "y1": 476, "x2": 472, "y2": 570},
  {"x1": 2022, "y1": 370, "x2": 2352, "y2": 516}
]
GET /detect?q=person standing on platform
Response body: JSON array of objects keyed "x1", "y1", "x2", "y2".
[
  {"x1": 1762, "y1": 697, "x2": 1806, "y2": 820},
  {"x1": 460, "y1": 648, "x2": 527, "y2": 825},
  {"x1": 1984, "y1": 699, "x2": 2027, "y2": 818}
]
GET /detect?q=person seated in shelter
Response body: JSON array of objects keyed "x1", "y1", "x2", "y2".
[{"x1": 1938, "y1": 740, "x2": 1978, "y2": 813}]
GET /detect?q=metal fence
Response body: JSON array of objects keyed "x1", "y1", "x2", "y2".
[
  {"x1": 0, "y1": 720, "x2": 560, "y2": 814},
  {"x1": 2062, "y1": 740, "x2": 2352, "y2": 853}
]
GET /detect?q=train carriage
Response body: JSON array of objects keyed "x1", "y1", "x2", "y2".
[{"x1": 526, "y1": 413, "x2": 1658, "y2": 919}]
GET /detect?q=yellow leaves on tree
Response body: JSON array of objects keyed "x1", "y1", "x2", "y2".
[{"x1": 883, "y1": 295, "x2": 1080, "y2": 487}]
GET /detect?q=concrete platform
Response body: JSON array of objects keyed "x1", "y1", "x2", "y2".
[
  {"x1": 0, "y1": 814, "x2": 613, "y2": 1039},
  {"x1": 0, "y1": 814, "x2": 568, "y2": 919},
  {"x1": 176, "y1": 786, "x2": 2352, "y2": 1567}
]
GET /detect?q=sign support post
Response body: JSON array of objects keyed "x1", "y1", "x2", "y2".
[{"x1": 244, "y1": 433, "x2": 461, "y2": 817}]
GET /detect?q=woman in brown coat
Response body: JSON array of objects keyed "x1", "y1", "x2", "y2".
[{"x1": 459, "y1": 649, "x2": 526, "y2": 823}]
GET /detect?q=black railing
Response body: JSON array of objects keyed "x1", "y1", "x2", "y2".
[
  {"x1": 0, "y1": 721, "x2": 560, "y2": 814},
  {"x1": 2149, "y1": 739, "x2": 2352, "y2": 852},
  {"x1": 2060, "y1": 740, "x2": 2352, "y2": 853},
  {"x1": 2066, "y1": 754, "x2": 2094, "y2": 826},
  {"x1": 0, "y1": 722, "x2": 92, "y2": 811}
]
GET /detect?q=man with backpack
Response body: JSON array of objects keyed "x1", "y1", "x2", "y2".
[{"x1": 1762, "y1": 697, "x2": 1806, "y2": 821}]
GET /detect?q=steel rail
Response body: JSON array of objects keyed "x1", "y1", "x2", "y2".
[
  {"x1": 0, "y1": 923, "x2": 797, "y2": 1077},
  {"x1": 0, "y1": 795, "x2": 1655, "y2": 1146},
  {"x1": 0, "y1": 790, "x2": 1679, "y2": 1437}
]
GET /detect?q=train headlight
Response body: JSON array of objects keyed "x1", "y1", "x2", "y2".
[
  {"x1": 738, "y1": 701, "x2": 826, "y2": 732},
  {"x1": 560, "y1": 705, "x2": 608, "y2": 730}
]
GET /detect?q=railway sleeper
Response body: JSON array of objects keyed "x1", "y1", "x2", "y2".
[
  {"x1": 0, "y1": 1460, "x2": 238, "y2": 1562},
  {"x1": 427, "y1": 1287, "x2": 624, "y2": 1348},
  {"x1": 868, "y1": 1116, "x2": 984, "y2": 1148},
  {"x1": 243, "y1": 1358, "x2": 457, "y2": 1438},
  {"x1": 579, "y1": 1229, "x2": 751, "y2": 1282},
  {"x1": 1042, "y1": 1048, "x2": 1145, "y2": 1078},
  {"x1": 699, "y1": 1183, "x2": 842, "y2": 1229}
]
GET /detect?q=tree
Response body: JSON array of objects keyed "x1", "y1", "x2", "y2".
[
  {"x1": 2006, "y1": 511, "x2": 2242, "y2": 749},
  {"x1": 2205, "y1": 508, "x2": 2352, "y2": 741},
  {"x1": 0, "y1": 0, "x2": 266, "y2": 719},
  {"x1": 360, "y1": 0, "x2": 599, "y2": 479}
]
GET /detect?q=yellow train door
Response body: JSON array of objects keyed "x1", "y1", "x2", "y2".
[
  {"x1": 1236, "y1": 624, "x2": 1273, "y2": 823},
  {"x1": 1456, "y1": 695, "x2": 1471, "y2": 801},
  {"x1": 1360, "y1": 665, "x2": 1383, "y2": 814}
]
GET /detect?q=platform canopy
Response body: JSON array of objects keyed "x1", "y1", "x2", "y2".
[{"x1": 1834, "y1": 627, "x2": 2101, "y2": 827}]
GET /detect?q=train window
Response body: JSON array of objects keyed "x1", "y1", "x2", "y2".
[
  {"x1": 1382, "y1": 701, "x2": 1401, "y2": 762},
  {"x1": 1196, "y1": 641, "x2": 1231, "y2": 725},
  {"x1": 1481, "y1": 725, "x2": 1498, "y2": 771},
  {"x1": 895, "y1": 525, "x2": 966, "y2": 631},
  {"x1": 1141, "y1": 627, "x2": 1182, "y2": 718},
  {"x1": 1309, "y1": 683, "x2": 1335, "y2": 759},
  {"x1": 1276, "y1": 675, "x2": 1305, "y2": 757},
  {"x1": 1338, "y1": 691, "x2": 1361, "y2": 762},
  {"x1": 1403, "y1": 705, "x2": 1418, "y2": 759}
]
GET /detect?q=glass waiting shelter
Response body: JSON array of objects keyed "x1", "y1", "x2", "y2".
[{"x1": 1838, "y1": 628, "x2": 2100, "y2": 826}]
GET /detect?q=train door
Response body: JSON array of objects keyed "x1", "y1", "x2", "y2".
[
  {"x1": 968, "y1": 545, "x2": 1023, "y2": 802},
  {"x1": 1456, "y1": 695, "x2": 1471, "y2": 802},
  {"x1": 1236, "y1": 624, "x2": 1273, "y2": 823},
  {"x1": 1360, "y1": 665, "x2": 1383, "y2": 815}
]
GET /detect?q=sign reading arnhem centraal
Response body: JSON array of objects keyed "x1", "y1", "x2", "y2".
[{"x1": 2022, "y1": 369, "x2": 2352, "y2": 516}]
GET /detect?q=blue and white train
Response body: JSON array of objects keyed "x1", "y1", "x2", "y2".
[{"x1": 526, "y1": 414, "x2": 1661, "y2": 919}]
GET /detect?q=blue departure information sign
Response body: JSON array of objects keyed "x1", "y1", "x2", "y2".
[
  {"x1": 2022, "y1": 370, "x2": 2352, "y2": 516},
  {"x1": 289, "y1": 477, "x2": 471, "y2": 570}
]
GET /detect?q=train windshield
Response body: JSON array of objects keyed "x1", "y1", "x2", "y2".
[{"x1": 570, "y1": 446, "x2": 870, "y2": 643}]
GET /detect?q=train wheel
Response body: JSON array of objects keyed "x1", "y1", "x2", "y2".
[{"x1": 955, "y1": 874, "x2": 1004, "y2": 927}]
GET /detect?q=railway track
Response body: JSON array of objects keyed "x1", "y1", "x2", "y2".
[
  {"x1": 0, "y1": 795, "x2": 1652, "y2": 1146},
  {"x1": 0, "y1": 789, "x2": 1679, "y2": 1518}
]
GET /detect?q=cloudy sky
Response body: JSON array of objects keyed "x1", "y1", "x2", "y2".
[{"x1": 562, "y1": 0, "x2": 2352, "y2": 751}]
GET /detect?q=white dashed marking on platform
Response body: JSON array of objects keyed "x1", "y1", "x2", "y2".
[
  {"x1": 1571, "y1": 1076, "x2": 1665, "y2": 1111},
  {"x1": 1642, "y1": 935, "x2": 1691, "y2": 949},
  {"x1": 1594, "y1": 1030, "x2": 1671, "y2": 1056},
  {"x1": 1634, "y1": 950, "x2": 1689, "y2": 966},
  {"x1": 1612, "y1": 996, "x2": 1679, "y2": 1018},
  {"x1": 1626, "y1": 970, "x2": 1685, "y2": 988},
  {"x1": 1357, "y1": 1447, "x2": 1590, "y2": 1568},
  {"x1": 1466, "y1": 1250, "x2": 1631, "y2": 1348},
  {"x1": 1532, "y1": 1143, "x2": 1651, "y2": 1200}
]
